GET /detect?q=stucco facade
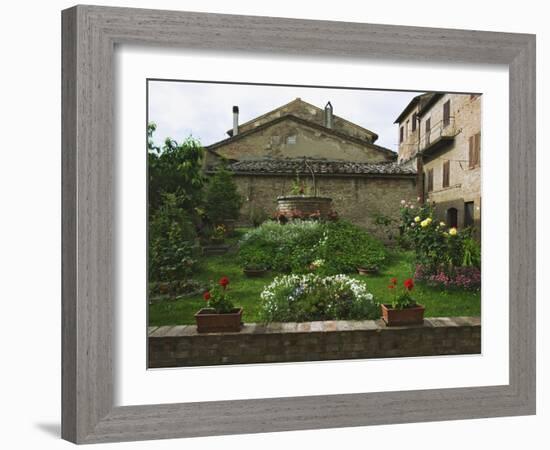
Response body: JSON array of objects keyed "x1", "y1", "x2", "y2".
[{"x1": 395, "y1": 93, "x2": 482, "y2": 235}]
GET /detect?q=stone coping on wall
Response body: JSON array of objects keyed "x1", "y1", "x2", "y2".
[{"x1": 148, "y1": 316, "x2": 481, "y2": 368}]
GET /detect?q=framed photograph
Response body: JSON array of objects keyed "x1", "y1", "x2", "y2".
[{"x1": 62, "y1": 5, "x2": 535, "y2": 444}]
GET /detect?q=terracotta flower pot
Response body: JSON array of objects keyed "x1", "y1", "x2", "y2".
[
  {"x1": 380, "y1": 303, "x2": 425, "y2": 326},
  {"x1": 201, "y1": 244, "x2": 230, "y2": 256},
  {"x1": 357, "y1": 266, "x2": 379, "y2": 275},
  {"x1": 243, "y1": 267, "x2": 267, "y2": 278},
  {"x1": 194, "y1": 308, "x2": 243, "y2": 333}
]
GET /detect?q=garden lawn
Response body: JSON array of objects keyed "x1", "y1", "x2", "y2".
[{"x1": 148, "y1": 248, "x2": 481, "y2": 326}]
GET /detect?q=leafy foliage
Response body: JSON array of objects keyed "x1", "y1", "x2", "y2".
[
  {"x1": 237, "y1": 220, "x2": 386, "y2": 274},
  {"x1": 147, "y1": 123, "x2": 205, "y2": 215},
  {"x1": 316, "y1": 220, "x2": 387, "y2": 274},
  {"x1": 148, "y1": 192, "x2": 198, "y2": 282}
]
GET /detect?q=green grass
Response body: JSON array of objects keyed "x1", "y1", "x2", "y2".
[{"x1": 148, "y1": 239, "x2": 480, "y2": 326}]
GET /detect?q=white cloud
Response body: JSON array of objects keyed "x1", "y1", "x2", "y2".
[{"x1": 148, "y1": 81, "x2": 419, "y2": 152}]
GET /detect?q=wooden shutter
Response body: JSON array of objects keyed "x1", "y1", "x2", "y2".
[
  {"x1": 475, "y1": 132, "x2": 481, "y2": 166},
  {"x1": 412, "y1": 113, "x2": 417, "y2": 131},
  {"x1": 427, "y1": 168, "x2": 433, "y2": 192},
  {"x1": 425, "y1": 118, "x2": 431, "y2": 145},
  {"x1": 469, "y1": 133, "x2": 481, "y2": 168},
  {"x1": 443, "y1": 161, "x2": 450, "y2": 187},
  {"x1": 443, "y1": 100, "x2": 451, "y2": 126},
  {"x1": 469, "y1": 135, "x2": 475, "y2": 168},
  {"x1": 399, "y1": 126, "x2": 404, "y2": 143}
]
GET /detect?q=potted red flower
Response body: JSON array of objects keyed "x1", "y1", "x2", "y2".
[
  {"x1": 380, "y1": 277, "x2": 425, "y2": 326},
  {"x1": 195, "y1": 276, "x2": 243, "y2": 333}
]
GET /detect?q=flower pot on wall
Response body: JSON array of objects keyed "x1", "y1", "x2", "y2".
[
  {"x1": 194, "y1": 307, "x2": 243, "y2": 333},
  {"x1": 381, "y1": 303, "x2": 425, "y2": 326}
]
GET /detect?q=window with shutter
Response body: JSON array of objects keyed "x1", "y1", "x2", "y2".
[
  {"x1": 399, "y1": 126, "x2": 404, "y2": 143},
  {"x1": 412, "y1": 113, "x2": 417, "y2": 132},
  {"x1": 469, "y1": 133, "x2": 481, "y2": 168},
  {"x1": 475, "y1": 132, "x2": 481, "y2": 166},
  {"x1": 443, "y1": 161, "x2": 450, "y2": 188},
  {"x1": 427, "y1": 168, "x2": 434, "y2": 192},
  {"x1": 425, "y1": 118, "x2": 431, "y2": 145},
  {"x1": 443, "y1": 100, "x2": 451, "y2": 127},
  {"x1": 469, "y1": 135, "x2": 475, "y2": 168},
  {"x1": 464, "y1": 202, "x2": 475, "y2": 227}
]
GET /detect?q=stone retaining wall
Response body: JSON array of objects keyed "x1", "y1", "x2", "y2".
[{"x1": 148, "y1": 316, "x2": 481, "y2": 368}]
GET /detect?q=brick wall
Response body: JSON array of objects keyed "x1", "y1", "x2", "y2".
[{"x1": 148, "y1": 316, "x2": 481, "y2": 368}]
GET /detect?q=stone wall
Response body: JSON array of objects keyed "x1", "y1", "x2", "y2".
[
  {"x1": 422, "y1": 94, "x2": 482, "y2": 234},
  {"x1": 148, "y1": 316, "x2": 481, "y2": 368},
  {"x1": 234, "y1": 174, "x2": 417, "y2": 239}
]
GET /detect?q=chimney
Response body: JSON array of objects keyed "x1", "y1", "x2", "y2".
[
  {"x1": 232, "y1": 105, "x2": 239, "y2": 136},
  {"x1": 324, "y1": 101, "x2": 333, "y2": 129}
]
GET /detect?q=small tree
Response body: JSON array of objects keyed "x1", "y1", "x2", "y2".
[
  {"x1": 204, "y1": 165, "x2": 243, "y2": 224},
  {"x1": 147, "y1": 123, "x2": 205, "y2": 217}
]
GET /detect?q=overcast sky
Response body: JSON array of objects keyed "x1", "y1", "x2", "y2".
[{"x1": 148, "y1": 81, "x2": 420, "y2": 153}]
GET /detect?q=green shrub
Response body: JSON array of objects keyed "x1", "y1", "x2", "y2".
[
  {"x1": 238, "y1": 220, "x2": 324, "y2": 272},
  {"x1": 149, "y1": 192, "x2": 198, "y2": 282},
  {"x1": 316, "y1": 220, "x2": 387, "y2": 274},
  {"x1": 259, "y1": 273, "x2": 378, "y2": 322},
  {"x1": 238, "y1": 220, "x2": 386, "y2": 274},
  {"x1": 204, "y1": 165, "x2": 243, "y2": 224}
]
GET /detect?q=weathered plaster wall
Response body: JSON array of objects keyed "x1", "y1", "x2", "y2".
[
  {"x1": 211, "y1": 119, "x2": 393, "y2": 163},
  {"x1": 237, "y1": 98, "x2": 377, "y2": 143}
]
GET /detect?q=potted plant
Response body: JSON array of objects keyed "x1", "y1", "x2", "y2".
[
  {"x1": 210, "y1": 224, "x2": 227, "y2": 244},
  {"x1": 240, "y1": 254, "x2": 268, "y2": 277},
  {"x1": 357, "y1": 265, "x2": 379, "y2": 275},
  {"x1": 201, "y1": 224, "x2": 230, "y2": 256},
  {"x1": 242, "y1": 263, "x2": 268, "y2": 278},
  {"x1": 380, "y1": 277, "x2": 425, "y2": 326},
  {"x1": 195, "y1": 276, "x2": 243, "y2": 333}
]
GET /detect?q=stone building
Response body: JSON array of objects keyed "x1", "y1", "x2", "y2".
[
  {"x1": 395, "y1": 93, "x2": 481, "y2": 235},
  {"x1": 205, "y1": 98, "x2": 417, "y2": 237}
]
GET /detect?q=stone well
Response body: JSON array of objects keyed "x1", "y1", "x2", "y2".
[{"x1": 276, "y1": 195, "x2": 333, "y2": 219}]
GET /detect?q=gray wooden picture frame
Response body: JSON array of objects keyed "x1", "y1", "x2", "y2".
[{"x1": 61, "y1": 5, "x2": 536, "y2": 444}]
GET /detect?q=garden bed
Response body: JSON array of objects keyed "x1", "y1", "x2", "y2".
[{"x1": 148, "y1": 246, "x2": 481, "y2": 326}]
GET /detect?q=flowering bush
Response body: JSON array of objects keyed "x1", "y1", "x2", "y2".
[
  {"x1": 259, "y1": 274, "x2": 377, "y2": 322},
  {"x1": 414, "y1": 265, "x2": 481, "y2": 290},
  {"x1": 398, "y1": 200, "x2": 480, "y2": 272},
  {"x1": 203, "y1": 276, "x2": 236, "y2": 313}
]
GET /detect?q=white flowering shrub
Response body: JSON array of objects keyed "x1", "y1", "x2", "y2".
[{"x1": 259, "y1": 273, "x2": 377, "y2": 322}]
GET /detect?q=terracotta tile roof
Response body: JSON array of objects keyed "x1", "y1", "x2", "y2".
[{"x1": 221, "y1": 158, "x2": 416, "y2": 176}]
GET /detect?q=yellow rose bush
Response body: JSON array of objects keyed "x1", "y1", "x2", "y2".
[{"x1": 398, "y1": 200, "x2": 481, "y2": 282}]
